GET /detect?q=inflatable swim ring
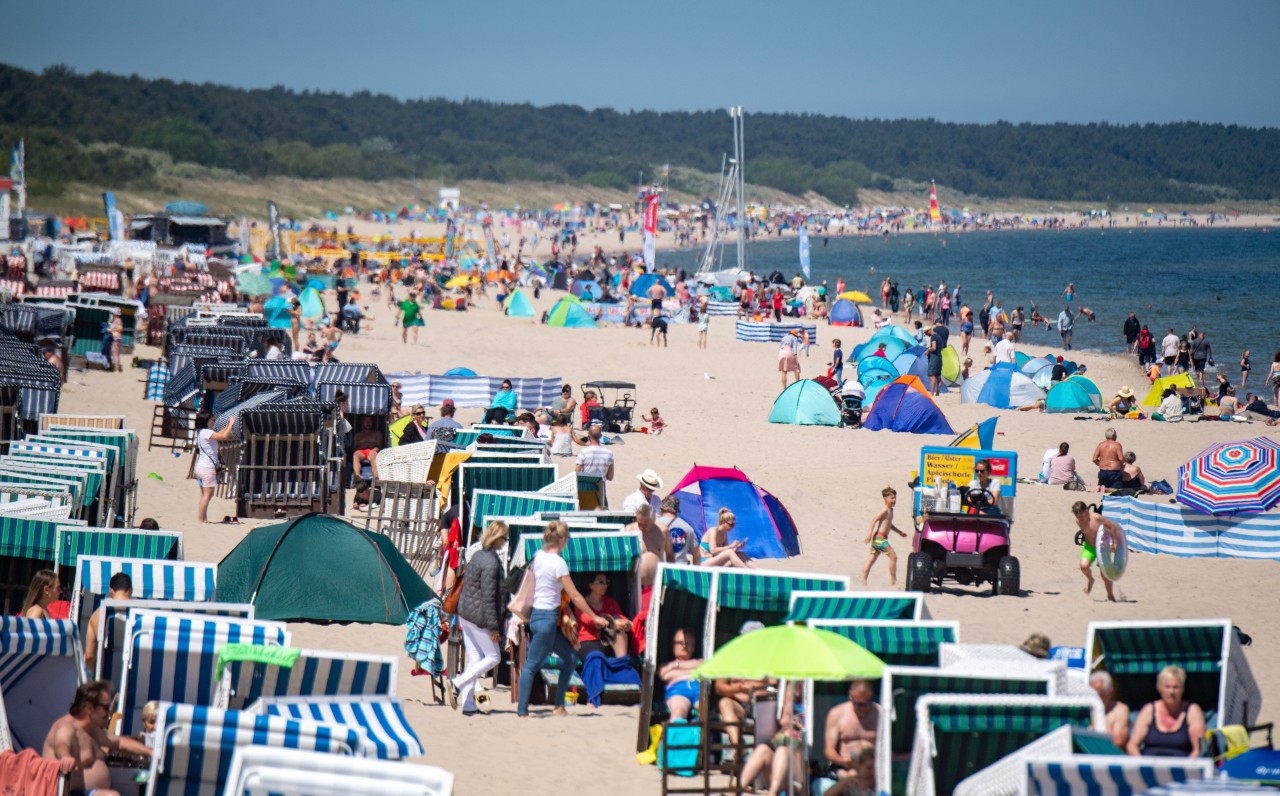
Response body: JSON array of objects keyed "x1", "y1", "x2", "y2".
[{"x1": 1098, "y1": 527, "x2": 1128, "y2": 581}]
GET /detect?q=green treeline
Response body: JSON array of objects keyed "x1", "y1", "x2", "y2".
[{"x1": 2, "y1": 62, "x2": 1278, "y2": 205}]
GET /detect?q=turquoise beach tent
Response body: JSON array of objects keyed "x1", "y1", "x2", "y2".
[
  {"x1": 851, "y1": 337, "x2": 910, "y2": 364},
  {"x1": 1045, "y1": 375, "x2": 1104, "y2": 413},
  {"x1": 768, "y1": 380, "x2": 841, "y2": 426},
  {"x1": 857, "y1": 356, "x2": 899, "y2": 386},
  {"x1": 504, "y1": 289, "x2": 534, "y2": 317},
  {"x1": 870, "y1": 325, "x2": 918, "y2": 347},
  {"x1": 547, "y1": 297, "x2": 598, "y2": 328}
]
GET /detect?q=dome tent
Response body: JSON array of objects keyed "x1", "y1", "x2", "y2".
[
  {"x1": 1046, "y1": 375, "x2": 1104, "y2": 413},
  {"x1": 862, "y1": 376, "x2": 954, "y2": 435},
  {"x1": 959, "y1": 362, "x2": 1046, "y2": 410},
  {"x1": 768, "y1": 380, "x2": 841, "y2": 426},
  {"x1": 547, "y1": 296, "x2": 598, "y2": 328},
  {"x1": 670, "y1": 466, "x2": 800, "y2": 559},
  {"x1": 504, "y1": 289, "x2": 534, "y2": 317},
  {"x1": 216, "y1": 513, "x2": 436, "y2": 624},
  {"x1": 828, "y1": 299, "x2": 861, "y2": 327}
]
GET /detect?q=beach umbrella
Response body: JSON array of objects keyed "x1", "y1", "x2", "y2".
[
  {"x1": 1176, "y1": 437, "x2": 1280, "y2": 516},
  {"x1": 445, "y1": 275, "x2": 474, "y2": 289},
  {"x1": 692, "y1": 624, "x2": 884, "y2": 681},
  {"x1": 838, "y1": 290, "x2": 873, "y2": 304}
]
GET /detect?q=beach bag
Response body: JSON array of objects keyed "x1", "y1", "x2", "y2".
[
  {"x1": 442, "y1": 572, "x2": 464, "y2": 615},
  {"x1": 558, "y1": 593, "x2": 580, "y2": 650},
  {"x1": 507, "y1": 567, "x2": 535, "y2": 623}
]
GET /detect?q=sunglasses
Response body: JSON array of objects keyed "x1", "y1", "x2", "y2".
[{"x1": 413, "y1": 411, "x2": 425, "y2": 417}]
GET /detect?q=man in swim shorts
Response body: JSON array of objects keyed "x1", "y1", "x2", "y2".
[
  {"x1": 44, "y1": 680, "x2": 151, "y2": 796},
  {"x1": 1071, "y1": 501, "x2": 1125, "y2": 602},
  {"x1": 659, "y1": 627, "x2": 703, "y2": 720},
  {"x1": 1092, "y1": 428, "x2": 1125, "y2": 491}
]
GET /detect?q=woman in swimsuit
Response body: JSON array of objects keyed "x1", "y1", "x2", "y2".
[
  {"x1": 700, "y1": 508, "x2": 754, "y2": 569},
  {"x1": 1126, "y1": 665, "x2": 1204, "y2": 758}
]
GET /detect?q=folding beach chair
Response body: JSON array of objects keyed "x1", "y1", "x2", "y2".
[
  {"x1": 216, "y1": 648, "x2": 397, "y2": 711},
  {"x1": 147, "y1": 704, "x2": 366, "y2": 796},
  {"x1": 249, "y1": 695, "x2": 424, "y2": 760},
  {"x1": 908, "y1": 694, "x2": 1105, "y2": 796},
  {"x1": 1086, "y1": 619, "x2": 1262, "y2": 728},
  {"x1": 0, "y1": 617, "x2": 85, "y2": 752},
  {"x1": 222, "y1": 745, "x2": 454, "y2": 796},
  {"x1": 118, "y1": 609, "x2": 290, "y2": 734},
  {"x1": 785, "y1": 589, "x2": 928, "y2": 623}
]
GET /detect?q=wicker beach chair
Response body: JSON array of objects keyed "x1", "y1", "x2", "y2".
[
  {"x1": 0, "y1": 617, "x2": 84, "y2": 752},
  {"x1": 785, "y1": 589, "x2": 928, "y2": 623},
  {"x1": 222, "y1": 745, "x2": 454, "y2": 796}
]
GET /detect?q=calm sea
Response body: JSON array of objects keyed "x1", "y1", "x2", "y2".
[{"x1": 661, "y1": 227, "x2": 1280, "y2": 366}]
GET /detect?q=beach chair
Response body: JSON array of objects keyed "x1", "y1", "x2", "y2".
[
  {"x1": 508, "y1": 532, "x2": 643, "y2": 706},
  {"x1": 1019, "y1": 749, "x2": 1213, "y2": 796},
  {"x1": 42, "y1": 426, "x2": 139, "y2": 526},
  {"x1": 147, "y1": 703, "x2": 366, "y2": 796},
  {"x1": 56, "y1": 525, "x2": 182, "y2": 569},
  {"x1": 236, "y1": 404, "x2": 341, "y2": 519},
  {"x1": 118, "y1": 609, "x2": 290, "y2": 734},
  {"x1": 786, "y1": 589, "x2": 928, "y2": 623},
  {"x1": 946, "y1": 723, "x2": 1122, "y2": 795},
  {"x1": 222, "y1": 745, "x2": 454, "y2": 796},
  {"x1": 0, "y1": 617, "x2": 85, "y2": 752},
  {"x1": 248, "y1": 695, "x2": 423, "y2": 760},
  {"x1": 1086, "y1": 619, "x2": 1262, "y2": 728},
  {"x1": 493, "y1": 517, "x2": 626, "y2": 568},
  {"x1": 216, "y1": 648, "x2": 397, "y2": 711},
  {"x1": 467, "y1": 488, "x2": 575, "y2": 545},
  {"x1": 0, "y1": 514, "x2": 76, "y2": 614},
  {"x1": 93, "y1": 599, "x2": 252, "y2": 685},
  {"x1": 908, "y1": 694, "x2": 1105, "y2": 796},
  {"x1": 457, "y1": 462, "x2": 557, "y2": 528}
]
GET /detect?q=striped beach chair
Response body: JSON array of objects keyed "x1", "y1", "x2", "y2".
[
  {"x1": 458, "y1": 462, "x2": 557, "y2": 527},
  {"x1": 147, "y1": 704, "x2": 366, "y2": 796},
  {"x1": 217, "y1": 648, "x2": 397, "y2": 711},
  {"x1": 786, "y1": 589, "x2": 928, "y2": 623},
  {"x1": 950, "y1": 723, "x2": 1123, "y2": 795},
  {"x1": 704, "y1": 568, "x2": 849, "y2": 654},
  {"x1": 493, "y1": 517, "x2": 625, "y2": 568},
  {"x1": 0, "y1": 617, "x2": 84, "y2": 752},
  {"x1": 468, "y1": 488, "x2": 575, "y2": 540},
  {"x1": 223, "y1": 745, "x2": 454, "y2": 796},
  {"x1": 811, "y1": 619, "x2": 958, "y2": 668},
  {"x1": 41, "y1": 426, "x2": 139, "y2": 526},
  {"x1": 118, "y1": 610, "x2": 290, "y2": 735},
  {"x1": 909, "y1": 695, "x2": 1104, "y2": 796},
  {"x1": 1086, "y1": 619, "x2": 1261, "y2": 729},
  {"x1": 56, "y1": 525, "x2": 182, "y2": 569},
  {"x1": 250, "y1": 696, "x2": 424, "y2": 760},
  {"x1": 93, "y1": 599, "x2": 252, "y2": 685}
]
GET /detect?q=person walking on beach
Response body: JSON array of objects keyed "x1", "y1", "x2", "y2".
[
  {"x1": 1071, "y1": 501, "x2": 1125, "y2": 601},
  {"x1": 927, "y1": 318, "x2": 948, "y2": 397},
  {"x1": 1092, "y1": 428, "x2": 1125, "y2": 491},
  {"x1": 451, "y1": 520, "x2": 507, "y2": 716},
  {"x1": 1057, "y1": 306, "x2": 1081, "y2": 351},
  {"x1": 861, "y1": 487, "x2": 907, "y2": 586},
  {"x1": 1123, "y1": 312, "x2": 1141, "y2": 354},
  {"x1": 398, "y1": 290, "x2": 424, "y2": 344},
  {"x1": 1160, "y1": 328, "x2": 1180, "y2": 375},
  {"x1": 777, "y1": 328, "x2": 802, "y2": 388}
]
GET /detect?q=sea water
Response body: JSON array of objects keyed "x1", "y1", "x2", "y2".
[{"x1": 661, "y1": 227, "x2": 1280, "y2": 366}]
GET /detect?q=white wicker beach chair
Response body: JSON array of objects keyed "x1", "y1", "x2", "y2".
[
  {"x1": 375, "y1": 441, "x2": 436, "y2": 483},
  {"x1": 222, "y1": 745, "x2": 454, "y2": 796}
]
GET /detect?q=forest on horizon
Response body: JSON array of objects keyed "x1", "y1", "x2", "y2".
[{"x1": 2, "y1": 62, "x2": 1278, "y2": 207}]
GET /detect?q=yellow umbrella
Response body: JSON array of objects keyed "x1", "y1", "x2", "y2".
[
  {"x1": 444, "y1": 275, "x2": 474, "y2": 289},
  {"x1": 838, "y1": 290, "x2": 873, "y2": 304}
]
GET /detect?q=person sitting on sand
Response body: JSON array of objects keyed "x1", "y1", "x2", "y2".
[
  {"x1": 1152, "y1": 388, "x2": 1184, "y2": 422},
  {"x1": 1090, "y1": 670, "x2": 1131, "y2": 749},
  {"x1": 1071, "y1": 501, "x2": 1126, "y2": 601},
  {"x1": 659, "y1": 627, "x2": 703, "y2": 721},
  {"x1": 1046, "y1": 442, "x2": 1081, "y2": 486},
  {"x1": 701, "y1": 508, "x2": 755, "y2": 569},
  {"x1": 1217, "y1": 385, "x2": 1240, "y2": 418},
  {"x1": 1106, "y1": 386, "x2": 1138, "y2": 417},
  {"x1": 1121, "y1": 452, "x2": 1145, "y2": 490}
]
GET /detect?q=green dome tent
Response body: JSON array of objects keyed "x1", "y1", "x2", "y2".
[
  {"x1": 504, "y1": 289, "x2": 534, "y2": 318},
  {"x1": 216, "y1": 513, "x2": 436, "y2": 624},
  {"x1": 768, "y1": 380, "x2": 841, "y2": 426},
  {"x1": 547, "y1": 296, "x2": 598, "y2": 328}
]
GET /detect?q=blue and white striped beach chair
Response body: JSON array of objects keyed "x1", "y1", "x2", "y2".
[
  {"x1": 249, "y1": 696, "x2": 423, "y2": 760},
  {"x1": 1020, "y1": 751, "x2": 1214, "y2": 796},
  {"x1": 949, "y1": 723, "x2": 1120, "y2": 795},
  {"x1": 0, "y1": 617, "x2": 84, "y2": 752},
  {"x1": 119, "y1": 610, "x2": 290, "y2": 734},
  {"x1": 70, "y1": 555, "x2": 215, "y2": 636},
  {"x1": 216, "y1": 648, "x2": 397, "y2": 711},
  {"x1": 222, "y1": 745, "x2": 454, "y2": 796},
  {"x1": 93, "y1": 599, "x2": 252, "y2": 684},
  {"x1": 148, "y1": 703, "x2": 366, "y2": 796}
]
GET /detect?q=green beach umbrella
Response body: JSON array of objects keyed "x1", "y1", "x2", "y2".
[{"x1": 692, "y1": 624, "x2": 884, "y2": 682}]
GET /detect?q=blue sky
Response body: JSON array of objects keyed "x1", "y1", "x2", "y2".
[{"x1": 7, "y1": 0, "x2": 1279, "y2": 127}]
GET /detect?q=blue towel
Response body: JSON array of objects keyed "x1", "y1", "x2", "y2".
[{"x1": 580, "y1": 650, "x2": 640, "y2": 707}]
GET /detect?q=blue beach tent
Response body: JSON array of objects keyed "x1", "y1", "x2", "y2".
[
  {"x1": 960, "y1": 362, "x2": 1046, "y2": 410},
  {"x1": 1045, "y1": 375, "x2": 1104, "y2": 413},
  {"x1": 669, "y1": 465, "x2": 800, "y2": 559},
  {"x1": 504, "y1": 289, "x2": 535, "y2": 318},
  {"x1": 862, "y1": 376, "x2": 954, "y2": 435},
  {"x1": 768, "y1": 380, "x2": 841, "y2": 426},
  {"x1": 828, "y1": 299, "x2": 861, "y2": 326},
  {"x1": 629, "y1": 273, "x2": 675, "y2": 298}
]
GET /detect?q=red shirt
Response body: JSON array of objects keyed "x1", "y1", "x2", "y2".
[
  {"x1": 575, "y1": 595, "x2": 623, "y2": 642},
  {"x1": 772, "y1": 292, "x2": 783, "y2": 310}
]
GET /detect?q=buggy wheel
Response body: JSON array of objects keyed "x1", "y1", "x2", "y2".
[
  {"x1": 997, "y1": 555, "x2": 1021, "y2": 596},
  {"x1": 906, "y1": 552, "x2": 932, "y2": 593}
]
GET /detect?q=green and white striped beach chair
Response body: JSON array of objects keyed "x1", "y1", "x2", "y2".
[
  {"x1": 41, "y1": 426, "x2": 139, "y2": 525},
  {"x1": 223, "y1": 745, "x2": 454, "y2": 796},
  {"x1": 908, "y1": 694, "x2": 1104, "y2": 796},
  {"x1": 489, "y1": 516, "x2": 624, "y2": 569},
  {"x1": 787, "y1": 589, "x2": 929, "y2": 623},
  {"x1": 705, "y1": 567, "x2": 849, "y2": 654},
  {"x1": 1086, "y1": 619, "x2": 1262, "y2": 728},
  {"x1": 56, "y1": 524, "x2": 182, "y2": 568},
  {"x1": 467, "y1": 488, "x2": 575, "y2": 541},
  {"x1": 457, "y1": 462, "x2": 557, "y2": 527}
]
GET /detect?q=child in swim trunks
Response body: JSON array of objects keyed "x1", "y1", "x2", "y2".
[
  {"x1": 1071, "y1": 501, "x2": 1124, "y2": 602},
  {"x1": 861, "y1": 487, "x2": 908, "y2": 586}
]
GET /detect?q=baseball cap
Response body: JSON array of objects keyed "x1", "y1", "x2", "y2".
[{"x1": 441, "y1": 399, "x2": 455, "y2": 408}]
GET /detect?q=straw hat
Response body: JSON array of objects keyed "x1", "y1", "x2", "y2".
[
  {"x1": 1019, "y1": 633, "x2": 1052, "y2": 659},
  {"x1": 1117, "y1": 386, "x2": 1135, "y2": 399},
  {"x1": 637, "y1": 469, "x2": 663, "y2": 491}
]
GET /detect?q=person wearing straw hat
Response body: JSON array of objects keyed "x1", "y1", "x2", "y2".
[
  {"x1": 623, "y1": 469, "x2": 663, "y2": 514},
  {"x1": 1106, "y1": 386, "x2": 1138, "y2": 417}
]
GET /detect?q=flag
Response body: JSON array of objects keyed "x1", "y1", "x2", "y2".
[
  {"x1": 642, "y1": 193, "x2": 659, "y2": 267},
  {"x1": 929, "y1": 181, "x2": 940, "y2": 223},
  {"x1": 444, "y1": 218, "x2": 456, "y2": 262},
  {"x1": 267, "y1": 200, "x2": 284, "y2": 259},
  {"x1": 798, "y1": 225, "x2": 811, "y2": 280},
  {"x1": 103, "y1": 191, "x2": 124, "y2": 242},
  {"x1": 11, "y1": 140, "x2": 25, "y2": 214},
  {"x1": 0, "y1": 193, "x2": 9, "y2": 242},
  {"x1": 482, "y1": 215, "x2": 497, "y2": 266}
]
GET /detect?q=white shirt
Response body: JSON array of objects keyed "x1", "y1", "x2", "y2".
[
  {"x1": 195, "y1": 429, "x2": 219, "y2": 470},
  {"x1": 994, "y1": 338, "x2": 1016, "y2": 364},
  {"x1": 622, "y1": 489, "x2": 661, "y2": 515},
  {"x1": 531, "y1": 550, "x2": 569, "y2": 610},
  {"x1": 967, "y1": 478, "x2": 1002, "y2": 502},
  {"x1": 1161, "y1": 334, "x2": 1180, "y2": 358}
]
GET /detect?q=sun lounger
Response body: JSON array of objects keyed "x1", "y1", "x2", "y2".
[
  {"x1": 216, "y1": 648, "x2": 397, "y2": 710},
  {"x1": 0, "y1": 617, "x2": 84, "y2": 752},
  {"x1": 248, "y1": 696, "x2": 423, "y2": 760},
  {"x1": 222, "y1": 744, "x2": 453, "y2": 796}
]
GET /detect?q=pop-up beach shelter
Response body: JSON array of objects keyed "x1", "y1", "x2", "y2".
[
  {"x1": 670, "y1": 466, "x2": 800, "y2": 559},
  {"x1": 862, "y1": 376, "x2": 954, "y2": 435},
  {"x1": 216, "y1": 513, "x2": 436, "y2": 624},
  {"x1": 547, "y1": 296, "x2": 598, "y2": 328},
  {"x1": 852, "y1": 337, "x2": 910, "y2": 364},
  {"x1": 1045, "y1": 375, "x2": 1104, "y2": 413},
  {"x1": 892, "y1": 347, "x2": 948, "y2": 393},
  {"x1": 960, "y1": 362, "x2": 1046, "y2": 409},
  {"x1": 504, "y1": 289, "x2": 534, "y2": 317},
  {"x1": 829, "y1": 299, "x2": 861, "y2": 327},
  {"x1": 629, "y1": 273, "x2": 674, "y2": 298},
  {"x1": 949, "y1": 417, "x2": 998, "y2": 449},
  {"x1": 1142, "y1": 373, "x2": 1196, "y2": 407},
  {"x1": 870, "y1": 325, "x2": 919, "y2": 347},
  {"x1": 768, "y1": 380, "x2": 841, "y2": 426}
]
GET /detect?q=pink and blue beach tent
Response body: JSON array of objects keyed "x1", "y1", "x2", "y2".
[
  {"x1": 959, "y1": 362, "x2": 1046, "y2": 410},
  {"x1": 828, "y1": 299, "x2": 861, "y2": 327},
  {"x1": 862, "y1": 376, "x2": 954, "y2": 435},
  {"x1": 670, "y1": 466, "x2": 800, "y2": 559}
]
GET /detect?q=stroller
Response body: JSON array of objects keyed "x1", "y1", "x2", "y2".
[{"x1": 839, "y1": 380, "x2": 864, "y2": 428}]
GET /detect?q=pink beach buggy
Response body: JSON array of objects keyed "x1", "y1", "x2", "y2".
[{"x1": 906, "y1": 446, "x2": 1021, "y2": 596}]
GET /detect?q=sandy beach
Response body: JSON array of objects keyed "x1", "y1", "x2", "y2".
[{"x1": 58, "y1": 222, "x2": 1280, "y2": 794}]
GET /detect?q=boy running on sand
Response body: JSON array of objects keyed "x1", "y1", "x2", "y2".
[
  {"x1": 861, "y1": 487, "x2": 908, "y2": 586},
  {"x1": 1071, "y1": 501, "x2": 1126, "y2": 601}
]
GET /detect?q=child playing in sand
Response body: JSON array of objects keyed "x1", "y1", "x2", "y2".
[
  {"x1": 861, "y1": 487, "x2": 908, "y2": 586},
  {"x1": 642, "y1": 407, "x2": 667, "y2": 435}
]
